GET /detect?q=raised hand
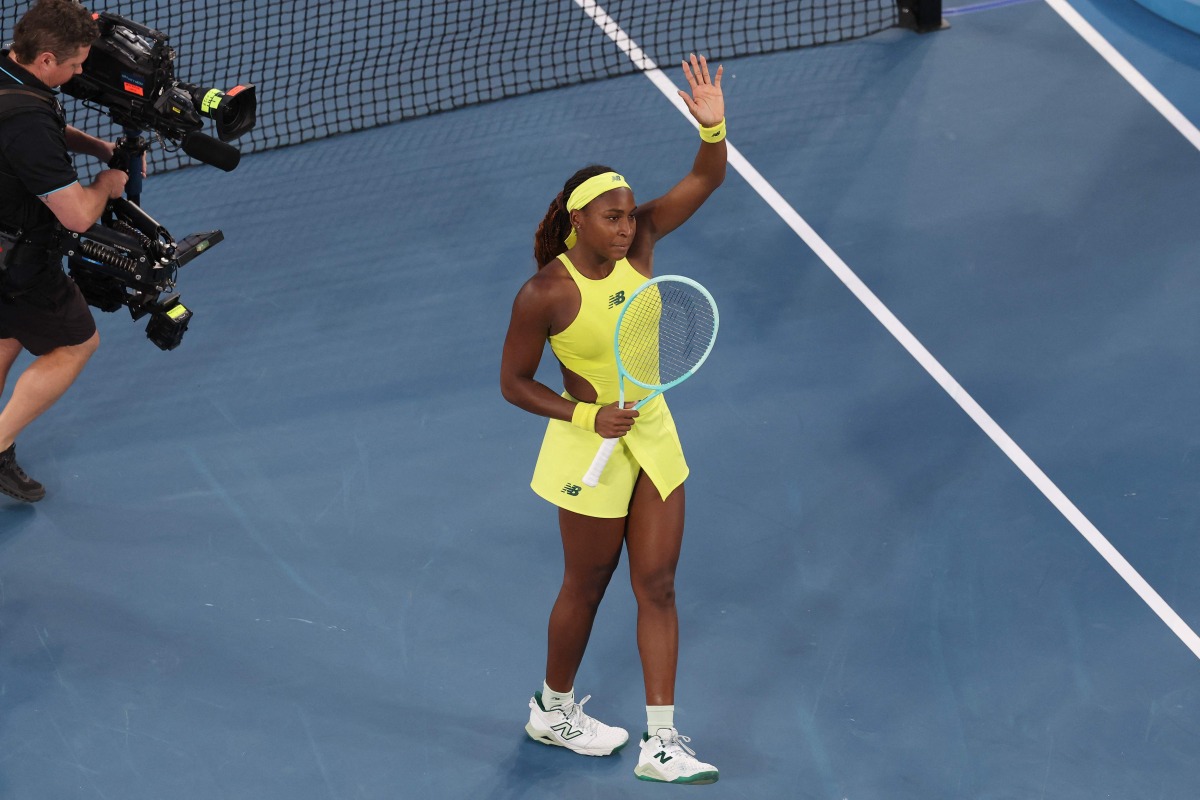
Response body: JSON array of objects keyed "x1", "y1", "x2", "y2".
[{"x1": 678, "y1": 53, "x2": 724, "y2": 128}]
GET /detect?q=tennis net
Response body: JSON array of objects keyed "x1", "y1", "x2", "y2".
[{"x1": 53, "y1": 0, "x2": 897, "y2": 172}]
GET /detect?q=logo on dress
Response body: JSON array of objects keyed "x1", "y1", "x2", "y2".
[
  {"x1": 608, "y1": 291, "x2": 625, "y2": 309},
  {"x1": 561, "y1": 484, "x2": 582, "y2": 496}
]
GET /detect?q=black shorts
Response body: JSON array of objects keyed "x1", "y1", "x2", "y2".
[{"x1": 0, "y1": 253, "x2": 96, "y2": 357}]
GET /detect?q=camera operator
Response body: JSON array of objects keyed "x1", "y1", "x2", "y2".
[{"x1": 0, "y1": 0, "x2": 127, "y2": 503}]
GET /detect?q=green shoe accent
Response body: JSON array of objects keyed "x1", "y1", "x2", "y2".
[{"x1": 635, "y1": 771, "x2": 719, "y2": 785}]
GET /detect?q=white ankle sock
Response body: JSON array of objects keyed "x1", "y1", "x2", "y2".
[
  {"x1": 647, "y1": 704, "x2": 674, "y2": 734},
  {"x1": 542, "y1": 680, "x2": 574, "y2": 710}
]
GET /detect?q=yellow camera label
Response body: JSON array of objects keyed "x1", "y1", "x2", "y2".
[{"x1": 201, "y1": 89, "x2": 224, "y2": 113}]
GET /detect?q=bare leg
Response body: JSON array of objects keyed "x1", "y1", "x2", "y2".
[
  {"x1": 0, "y1": 331, "x2": 99, "y2": 450},
  {"x1": 544, "y1": 508, "x2": 626, "y2": 692},
  {"x1": 625, "y1": 473, "x2": 685, "y2": 706},
  {"x1": 0, "y1": 338, "x2": 23, "y2": 399}
]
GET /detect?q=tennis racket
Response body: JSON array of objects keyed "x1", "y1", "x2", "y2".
[{"x1": 581, "y1": 275, "x2": 719, "y2": 487}]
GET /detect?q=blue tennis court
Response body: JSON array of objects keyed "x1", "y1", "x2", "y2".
[{"x1": 1, "y1": 0, "x2": 1199, "y2": 797}]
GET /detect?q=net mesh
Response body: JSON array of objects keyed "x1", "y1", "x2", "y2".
[
  {"x1": 13, "y1": 0, "x2": 896, "y2": 173},
  {"x1": 618, "y1": 280, "x2": 717, "y2": 388}
]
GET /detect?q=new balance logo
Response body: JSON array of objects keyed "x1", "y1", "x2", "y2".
[
  {"x1": 551, "y1": 721, "x2": 584, "y2": 740},
  {"x1": 562, "y1": 484, "x2": 582, "y2": 496},
  {"x1": 608, "y1": 291, "x2": 625, "y2": 309},
  {"x1": 654, "y1": 750, "x2": 673, "y2": 764}
]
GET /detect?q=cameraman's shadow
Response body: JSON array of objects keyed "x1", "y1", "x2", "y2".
[{"x1": 0, "y1": 501, "x2": 37, "y2": 542}]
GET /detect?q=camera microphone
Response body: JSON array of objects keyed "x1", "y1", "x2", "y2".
[{"x1": 181, "y1": 132, "x2": 241, "y2": 172}]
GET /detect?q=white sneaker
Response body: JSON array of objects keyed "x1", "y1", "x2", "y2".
[
  {"x1": 635, "y1": 727, "x2": 719, "y2": 784},
  {"x1": 525, "y1": 691, "x2": 629, "y2": 756}
]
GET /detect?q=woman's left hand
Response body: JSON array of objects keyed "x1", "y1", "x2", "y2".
[{"x1": 678, "y1": 53, "x2": 724, "y2": 128}]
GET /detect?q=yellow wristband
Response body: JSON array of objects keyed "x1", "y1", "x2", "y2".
[
  {"x1": 570, "y1": 402, "x2": 601, "y2": 433},
  {"x1": 699, "y1": 118, "x2": 726, "y2": 143}
]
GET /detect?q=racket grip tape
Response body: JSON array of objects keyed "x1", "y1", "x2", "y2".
[{"x1": 582, "y1": 437, "x2": 620, "y2": 487}]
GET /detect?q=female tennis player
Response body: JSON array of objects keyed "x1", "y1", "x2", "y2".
[{"x1": 500, "y1": 53, "x2": 727, "y2": 785}]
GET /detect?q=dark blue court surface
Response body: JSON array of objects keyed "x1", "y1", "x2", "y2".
[{"x1": 2, "y1": 2, "x2": 1199, "y2": 798}]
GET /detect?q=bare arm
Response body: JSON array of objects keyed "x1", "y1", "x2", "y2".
[
  {"x1": 38, "y1": 126, "x2": 126, "y2": 233},
  {"x1": 66, "y1": 127, "x2": 145, "y2": 177},
  {"x1": 41, "y1": 170, "x2": 127, "y2": 233},
  {"x1": 500, "y1": 275, "x2": 638, "y2": 438},
  {"x1": 633, "y1": 54, "x2": 727, "y2": 248},
  {"x1": 64, "y1": 126, "x2": 115, "y2": 162},
  {"x1": 500, "y1": 278, "x2": 577, "y2": 422}
]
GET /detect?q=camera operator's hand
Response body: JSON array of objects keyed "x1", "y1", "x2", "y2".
[{"x1": 96, "y1": 169, "x2": 129, "y2": 199}]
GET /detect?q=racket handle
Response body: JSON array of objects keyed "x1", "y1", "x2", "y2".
[{"x1": 582, "y1": 437, "x2": 620, "y2": 487}]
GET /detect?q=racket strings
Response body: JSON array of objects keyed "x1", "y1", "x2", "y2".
[{"x1": 618, "y1": 283, "x2": 717, "y2": 386}]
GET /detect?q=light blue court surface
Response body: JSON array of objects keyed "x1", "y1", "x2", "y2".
[{"x1": 2, "y1": 3, "x2": 1200, "y2": 798}]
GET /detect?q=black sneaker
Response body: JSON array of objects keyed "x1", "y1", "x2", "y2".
[{"x1": 0, "y1": 443, "x2": 45, "y2": 502}]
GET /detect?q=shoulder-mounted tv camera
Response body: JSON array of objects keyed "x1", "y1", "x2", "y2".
[
  {"x1": 63, "y1": 11, "x2": 256, "y2": 172},
  {"x1": 55, "y1": 12, "x2": 256, "y2": 350}
]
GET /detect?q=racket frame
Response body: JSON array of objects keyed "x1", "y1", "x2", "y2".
[{"x1": 580, "y1": 274, "x2": 719, "y2": 487}]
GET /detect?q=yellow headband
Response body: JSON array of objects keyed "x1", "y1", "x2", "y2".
[{"x1": 564, "y1": 171, "x2": 632, "y2": 248}]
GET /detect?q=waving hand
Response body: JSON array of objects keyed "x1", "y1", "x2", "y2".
[{"x1": 677, "y1": 53, "x2": 724, "y2": 127}]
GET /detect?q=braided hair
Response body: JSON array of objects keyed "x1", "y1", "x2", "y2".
[{"x1": 533, "y1": 164, "x2": 616, "y2": 269}]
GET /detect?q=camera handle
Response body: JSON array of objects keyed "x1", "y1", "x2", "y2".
[{"x1": 108, "y1": 128, "x2": 150, "y2": 205}]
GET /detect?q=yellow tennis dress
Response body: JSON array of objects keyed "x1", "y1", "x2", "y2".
[{"x1": 530, "y1": 253, "x2": 689, "y2": 518}]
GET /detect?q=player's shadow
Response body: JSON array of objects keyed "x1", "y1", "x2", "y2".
[{"x1": 479, "y1": 737, "x2": 632, "y2": 800}]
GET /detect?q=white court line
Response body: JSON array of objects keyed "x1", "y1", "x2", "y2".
[
  {"x1": 1045, "y1": 0, "x2": 1200, "y2": 153},
  {"x1": 573, "y1": 0, "x2": 1200, "y2": 660}
]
